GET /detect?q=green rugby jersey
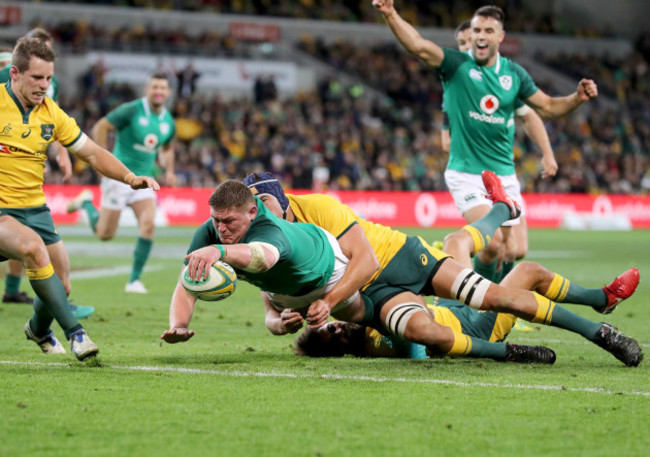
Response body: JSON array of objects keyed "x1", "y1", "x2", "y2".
[
  {"x1": 106, "y1": 97, "x2": 175, "y2": 177},
  {"x1": 186, "y1": 197, "x2": 335, "y2": 296},
  {"x1": 0, "y1": 64, "x2": 59, "y2": 100},
  {"x1": 439, "y1": 49, "x2": 538, "y2": 175}
]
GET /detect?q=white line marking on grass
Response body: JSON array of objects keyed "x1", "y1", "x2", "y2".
[
  {"x1": 2, "y1": 360, "x2": 648, "y2": 397},
  {"x1": 70, "y1": 265, "x2": 162, "y2": 280}
]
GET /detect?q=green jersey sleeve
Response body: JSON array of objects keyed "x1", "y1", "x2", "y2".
[
  {"x1": 439, "y1": 48, "x2": 470, "y2": 82},
  {"x1": 105, "y1": 101, "x2": 139, "y2": 130},
  {"x1": 511, "y1": 61, "x2": 538, "y2": 100}
]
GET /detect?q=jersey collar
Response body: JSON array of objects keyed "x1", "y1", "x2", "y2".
[
  {"x1": 468, "y1": 50, "x2": 502, "y2": 74},
  {"x1": 5, "y1": 81, "x2": 35, "y2": 124},
  {"x1": 141, "y1": 97, "x2": 167, "y2": 120}
]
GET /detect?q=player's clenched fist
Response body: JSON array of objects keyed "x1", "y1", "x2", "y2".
[
  {"x1": 577, "y1": 78, "x2": 598, "y2": 101},
  {"x1": 372, "y1": 0, "x2": 394, "y2": 14}
]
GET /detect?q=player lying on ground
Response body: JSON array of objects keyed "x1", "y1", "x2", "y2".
[
  {"x1": 293, "y1": 261, "x2": 639, "y2": 360},
  {"x1": 244, "y1": 172, "x2": 642, "y2": 366}
]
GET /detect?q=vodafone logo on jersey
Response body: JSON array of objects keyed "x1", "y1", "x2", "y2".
[
  {"x1": 480, "y1": 95, "x2": 499, "y2": 114},
  {"x1": 144, "y1": 134, "x2": 159, "y2": 149}
]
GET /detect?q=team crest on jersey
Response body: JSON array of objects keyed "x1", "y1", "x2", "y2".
[
  {"x1": 499, "y1": 75, "x2": 512, "y2": 91},
  {"x1": 139, "y1": 117, "x2": 149, "y2": 127},
  {"x1": 469, "y1": 68, "x2": 483, "y2": 81},
  {"x1": 144, "y1": 133, "x2": 159, "y2": 149},
  {"x1": 0, "y1": 124, "x2": 12, "y2": 137},
  {"x1": 479, "y1": 95, "x2": 499, "y2": 114},
  {"x1": 40, "y1": 124, "x2": 54, "y2": 141},
  {"x1": 159, "y1": 122, "x2": 170, "y2": 136}
]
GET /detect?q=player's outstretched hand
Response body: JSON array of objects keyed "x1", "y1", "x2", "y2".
[
  {"x1": 130, "y1": 176, "x2": 161, "y2": 191},
  {"x1": 306, "y1": 299, "x2": 331, "y2": 328},
  {"x1": 577, "y1": 78, "x2": 598, "y2": 101},
  {"x1": 280, "y1": 308, "x2": 304, "y2": 334},
  {"x1": 161, "y1": 327, "x2": 195, "y2": 343}
]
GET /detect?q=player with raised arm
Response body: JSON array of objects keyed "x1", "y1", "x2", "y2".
[
  {"x1": 1, "y1": 38, "x2": 159, "y2": 359},
  {"x1": 440, "y1": 20, "x2": 556, "y2": 279},
  {"x1": 373, "y1": 1, "x2": 596, "y2": 283}
]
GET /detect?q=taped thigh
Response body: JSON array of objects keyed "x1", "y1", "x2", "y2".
[
  {"x1": 384, "y1": 302, "x2": 428, "y2": 339},
  {"x1": 449, "y1": 268, "x2": 490, "y2": 309}
]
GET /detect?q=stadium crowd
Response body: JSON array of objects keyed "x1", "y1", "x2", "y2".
[
  {"x1": 37, "y1": 0, "x2": 613, "y2": 37},
  {"x1": 47, "y1": 36, "x2": 649, "y2": 195}
]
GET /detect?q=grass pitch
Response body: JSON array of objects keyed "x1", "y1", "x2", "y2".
[{"x1": 1, "y1": 227, "x2": 648, "y2": 457}]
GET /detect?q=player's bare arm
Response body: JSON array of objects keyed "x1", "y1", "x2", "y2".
[
  {"x1": 373, "y1": 0, "x2": 444, "y2": 67},
  {"x1": 305, "y1": 224, "x2": 379, "y2": 327},
  {"x1": 53, "y1": 142, "x2": 73, "y2": 181},
  {"x1": 161, "y1": 273, "x2": 197, "y2": 343},
  {"x1": 519, "y1": 109, "x2": 557, "y2": 178},
  {"x1": 160, "y1": 142, "x2": 178, "y2": 187},
  {"x1": 91, "y1": 117, "x2": 116, "y2": 150},
  {"x1": 74, "y1": 137, "x2": 160, "y2": 191},
  {"x1": 525, "y1": 78, "x2": 598, "y2": 119},
  {"x1": 263, "y1": 294, "x2": 304, "y2": 335}
]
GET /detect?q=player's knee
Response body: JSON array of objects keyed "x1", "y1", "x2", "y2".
[
  {"x1": 139, "y1": 222, "x2": 155, "y2": 238},
  {"x1": 18, "y1": 238, "x2": 49, "y2": 267},
  {"x1": 514, "y1": 243, "x2": 527, "y2": 260},
  {"x1": 482, "y1": 284, "x2": 514, "y2": 312},
  {"x1": 442, "y1": 231, "x2": 464, "y2": 251},
  {"x1": 96, "y1": 229, "x2": 115, "y2": 241},
  {"x1": 513, "y1": 261, "x2": 540, "y2": 277}
]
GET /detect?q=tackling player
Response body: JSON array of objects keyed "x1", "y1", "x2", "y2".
[
  {"x1": 294, "y1": 261, "x2": 638, "y2": 360},
  {"x1": 244, "y1": 172, "x2": 641, "y2": 366}
]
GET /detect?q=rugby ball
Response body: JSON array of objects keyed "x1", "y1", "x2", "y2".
[{"x1": 181, "y1": 260, "x2": 237, "y2": 301}]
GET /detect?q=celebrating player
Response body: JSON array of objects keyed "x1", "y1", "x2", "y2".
[
  {"x1": 373, "y1": 1, "x2": 596, "y2": 283},
  {"x1": 440, "y1": 19, "x2": 556, "y2": 280}
]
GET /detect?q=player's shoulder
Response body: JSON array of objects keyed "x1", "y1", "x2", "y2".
[
  {"x1": 500, "y1": 56, "x2": 530, "y2": 77},
  {"x1": 290, "y1": 192, "x2": 339, "y2": 207},
  {"x1": 111, "y1": 98, "x2": 142, "y2": 115}
]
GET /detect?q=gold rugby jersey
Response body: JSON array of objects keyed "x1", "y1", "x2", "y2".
[
  {"x1": 0, "y1": 82, "x2": 85, "y2": 207},
  {"x1": 287, "y1": 193, "x2": 407, "y2": 289}
]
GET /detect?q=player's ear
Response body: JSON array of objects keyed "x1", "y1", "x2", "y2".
[{"x1": 498, "y1": 29, "x2": 505, "y2": 43}]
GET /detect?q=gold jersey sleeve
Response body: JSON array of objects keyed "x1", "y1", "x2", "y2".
[
  {"x1": 0, "y1": 85, "x2": 82, "y2": 207},
  {"x1": 287, "y1": 193, "x2": 407, "y2": 289}
]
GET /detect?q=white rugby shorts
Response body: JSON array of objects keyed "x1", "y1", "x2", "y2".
[
  {"x1": 100, "y1": 176, "x2": 156, "y2": 210},
  {"x1": 444, "y1": 169, "x2": 524, "y2": 226}
]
